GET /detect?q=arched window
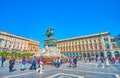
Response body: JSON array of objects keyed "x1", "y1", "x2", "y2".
[
  {"x1": 100, "y1": 45, "x2": 102, "y2": 49},
  {"x1": 75, "y1": 53, "x2": 77, "y2": 56},
  {"x1": 117, "y1": 43, "x2": 120, "y2": 47},
  {"x1": 106, "y1": 43, "x2": 109, "y2": 49},
  {"x1": 114, "y1": 51, "x2": 119, "y2": 57},
  {"x1": 98, "y1": 39, "x2": 101, "y2": 43},
  {"x1": 87, "y1": 53, "x2": 90, "y2": 57},
  {"x1": 79, "y1": 52, "x2": 82, "y2": 57},
  {"x1": 83, "y1": 53, "x2": 86, "y2": 57},
  {"x1": 104, "y1": 38, "x2": 109, "y2": 42},
  {"x1": 100, "y1": 52, "x2": 104, "y2": 57},
  {"x1": 64, "y1": 53, "x2": 66, "y2": 56},
  {"x1": 96, "y1": 53, "x2": 98, "y2": 58},
  {"x1": 112, "y1": 43, "x2": 116, "y2": 48},
  {"x1": 107, "y1": 52, "x2": 111, "y2": 57}
]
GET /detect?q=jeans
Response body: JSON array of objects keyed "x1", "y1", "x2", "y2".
[
  {"x1": 29, "y1": 64, "x2": 36, "y2": 70},
  {"x1": 1, "y1": 61, "x2": 3, "y2": 67}
]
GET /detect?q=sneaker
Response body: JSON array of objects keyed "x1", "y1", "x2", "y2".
[
  {"x1": 36, "y1": 69, "x2": 40, "y2": 72},
  {"x1": 40, "y1": 72, "x2": 43, "y2": 73}
]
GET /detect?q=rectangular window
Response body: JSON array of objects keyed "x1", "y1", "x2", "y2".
[
  {"x1": 106, "y1": 38, "x2": 109, "y2": 42},
  {"x1": 106, "y1": 43, "x2": 110, "y2": 49},
  {"x1": 100, "y1": 46, "x2": 102, "y2": 49},
  {"x1": 13, "y1": 46, "x2": 15, "y2": 49},
  {"x1": 6, "y1": 40, "x2": 7, "y2": 43},
  {"x1": 9, "y1": 37, "x2": 11, "y2": 40},
  {"x1": 114, "y1": 39, "x2": 115, "y2": 42},
  {"x1": 75, "y1": 42, "x2": 77, "y2": 45},
  {"x1": 2, "y1": 35, "x2": 4, "y2": 39},
  {"x1": 90, "y1": 40, "x2": 92, "y2": 44},
  {"x1": 90, "y1": 45, "x2": 93, "y2": 49},
  {"x1": 9, "y1": 45, "x2": 11, "y2": 48},
  {"x1": 98, "y1": 39, "x2": 101, "y2": 43},
  {"x1": 17, "y1": 46, "x2": 19, "y2": 49},
  {"x1": 94, "y1": 40, "x2": 96, "y2": 44},
  {"x1": 4, "y1": 44, "x2": 7, "y2": 48},
  {"x1": 111, "y1": 39, "x2": 113, "y2": 42},
  {"x1": 0, "y1": 40, "x2": 2, "y2": 46},
  {"x1": 72, "y1": 42, "x2": 74, "y2": 46},
  {"x1": 95, "y1": 44, "x2": 97, "y2": 49}
]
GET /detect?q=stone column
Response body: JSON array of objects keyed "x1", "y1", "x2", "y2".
[
  {"x1": 81, "y1": 52, "x2": 84, "y2": 60},
  {"x1": 89, "y1": 52, "x2": 92, "y2": 57},
  {"x1": 111, "y1": 51, "x2": 115, "y2": 58},
  {"x1": 86, "y1": 52, "x2": 88, "y2": 57}
]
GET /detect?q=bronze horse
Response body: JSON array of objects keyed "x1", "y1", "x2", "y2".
[{"x1": 42, "y1": 28, "x2": 54, "y2": 38}]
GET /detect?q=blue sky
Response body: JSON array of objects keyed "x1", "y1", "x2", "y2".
[{"x1": 0, "y1": 0, "x2": 120, "y2": 48}]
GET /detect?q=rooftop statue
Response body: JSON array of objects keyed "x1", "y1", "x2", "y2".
[{"x1": 42, "y1": 28, "x2": 54, "y2": 38}]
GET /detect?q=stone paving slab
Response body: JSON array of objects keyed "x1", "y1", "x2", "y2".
[
  {"x1": 4, "y1": 68, "x2": 117, "y2": 78},
  {"x1": 0, "y1": 61, "x2": 120, "y2": 78}
]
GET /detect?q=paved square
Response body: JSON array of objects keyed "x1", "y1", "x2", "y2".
[
  {"x1": 0, "y1": 61, "x2": 120, "y2": 78},
  {"x1": 47, "y1": 73, "x2": 84, "y2": 78}
]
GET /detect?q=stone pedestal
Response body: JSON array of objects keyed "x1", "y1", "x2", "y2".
[
  {"x1": 44, "y1": 38, "x2": 57, "y2": 47},
  {"x1": 37, "y1": 46, "x2": 61, "y2": 65},
  {"x1": 36, "y1": 38, "x2": 61, "y2": 64}
]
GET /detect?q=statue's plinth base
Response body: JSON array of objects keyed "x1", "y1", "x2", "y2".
[
  {"x1": 44, "y1": 38, "x2": 57, "y2": 47},
  {"x1": 37, "y1": 46, "x2": 61, "y2": 65},
  {"x1": 43, "y1": 56, "x2": 59, "y2": 65}
]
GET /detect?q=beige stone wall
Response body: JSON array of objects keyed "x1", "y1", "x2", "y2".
[
  {"x1": 0, "y1": 31, "x2": 39, "y2": 53},
  {"x1": 57, "y1": 32, "x2": 119, "y2": 58},
  {"x1": 26, "y1": 41, "x2": 39, "y2": 53}
]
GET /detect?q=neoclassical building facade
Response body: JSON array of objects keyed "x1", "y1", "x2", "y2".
[
  {"x1": 57, "y1": 32, "x2": 120, "y2": 58},
  {"x1": 0, "y1": 31, "x2": 40, "y2": 54}
]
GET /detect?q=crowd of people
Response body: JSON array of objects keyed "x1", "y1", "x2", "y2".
[
  {"x1": 52, "y1": 57, "x2": 62, "y2": 68},
  {"x1": 0, "y1": 55, "x2": 120, "y2": 73},
  {"x1": 0, "y1": 56, "x2": 45, "y2": 73},
  {"x1": 67, "y1": 57, "x2": 77, "y2": 68},
  {"x1": 82, "y1": 56, "x2": 120, "y2": 64}
]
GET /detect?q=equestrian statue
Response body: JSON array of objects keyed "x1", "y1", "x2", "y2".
[{"x1": 42, "y1": 28, "x2": 54, "y2": 38}]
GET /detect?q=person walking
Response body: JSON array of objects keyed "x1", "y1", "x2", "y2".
[
  {"x1": 36, "y1": 59, "x2": 43, "y2": 73},
  {"x1": 106, "y1": 57, "x2": 109, "y2": 67},
  {"x1": 20, "y1": 56, "x2": 26, "y2": 71},
  {"x1": 29, "y1": 56, "x2": 37, "y2": 70},
  {"x1": 100, "y1": 57, "x2": 105, "y2": 68},
  {"x1": 113, "y1": 57, "x2": 116, "y2": 64},
  {"x1": 73, "y1": 57, "x2": 77, "y2": 68},
  {"x1": 41, "y1": 56, "x2": 44, "y2": 69},
  {"x1": 57, "y1": 57, "x2": 61, "y2": 68},
  {"x1": 9, "y1": 56, "x2": 15, "y2": 72},
  {"x1": 1, "y1": 55, "x2": 6, "y2": 67},
  {"x1": 69, "y1": 57, "x2": 73, "y2": 67},
  {"x1": 37, "y1": 57, "x2": 40, "y2": 68}
]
